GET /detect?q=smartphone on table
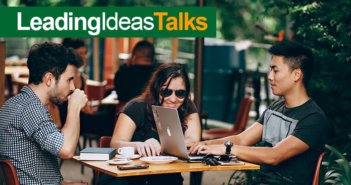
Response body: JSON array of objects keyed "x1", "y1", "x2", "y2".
[{"x1": 117, "y1": 164, "x2": 149, "y2": 170}]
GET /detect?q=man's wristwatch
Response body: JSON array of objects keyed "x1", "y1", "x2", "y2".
[{"x1": 224, "y1": 141, "x2": 233, "y2": 155}]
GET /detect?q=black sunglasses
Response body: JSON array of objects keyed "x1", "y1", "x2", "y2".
[{"x1": 160, "y1": 88, "x2": 187, "y2": 99}]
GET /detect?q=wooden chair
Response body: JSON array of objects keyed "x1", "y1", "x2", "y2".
[
  {"x1": 0, "y1": 160, "x2": 20, "y2": 185},
  {"x1": 99, "y1": 136, "x2": 112, "y2": 148},
  {"x1": 93, "y1": 136, "x2": 112, "y2": 185},
  {"x1": 312, "y1": 152, "x2": 326, "y2": 185},
  {"x1": 202, "y1": 96, "x2": 253, "y2": 140}
]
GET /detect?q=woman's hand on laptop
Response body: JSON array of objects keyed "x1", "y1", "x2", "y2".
[{"x1": 136, "y1": 138, "x2": 161, "y2": 157}]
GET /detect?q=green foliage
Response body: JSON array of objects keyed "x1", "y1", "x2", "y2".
[
  {"x1": 210, "y1": 0, "x2": 268, "y2": 41},
  {"x1": 262, "y1": 0, "x2": 351, "y2": 150},
  {"x1": 0, "y1": 0, "x2": 7, "y2": 6},
  {"x1": 261, "y1": 1, "x2": 351, "y2": 183},
  {"x1": 292, "y1": 1, "x2": 351, "y2": 148},
  {"x1": 324, "y1": 144, "x2": 351, "y2": 185}
]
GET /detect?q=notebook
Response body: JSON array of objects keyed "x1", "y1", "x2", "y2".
[{"x1": 152, "y1": 105, "x2": 205, "y2": 162}]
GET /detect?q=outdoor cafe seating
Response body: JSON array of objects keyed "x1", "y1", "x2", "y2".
[{"x1": 202, "y1": 96, "x2": 253, "y2": 140}]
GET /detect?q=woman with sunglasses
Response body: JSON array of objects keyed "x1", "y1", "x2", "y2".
[{"x1": 99, "y1": 63, "x2": 201, "y2": 185}]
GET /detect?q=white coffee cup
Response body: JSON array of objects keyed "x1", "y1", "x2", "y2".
[{"x1": 118, "y1": 146, "x2": 134, "y2": 159}]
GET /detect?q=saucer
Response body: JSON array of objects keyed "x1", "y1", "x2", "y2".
[
  {"x1": 106, "y1": 159, "x2": 132, "y2": 165},
  {"x1": 139, "y1": 156, "x2": 178, "y2": 164},
  {"x1": 116, "y1": 154, "x2": 141, "y2": 159}
]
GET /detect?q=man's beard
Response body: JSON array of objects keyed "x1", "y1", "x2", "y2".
[
  {"x1": 50, "y1": 96, "x2": 66, "y2": 106},
  {"x1": 49, "y1": 83, "x2": 74, "y2": 105}
]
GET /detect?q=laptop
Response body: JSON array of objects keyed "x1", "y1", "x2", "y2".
[{"x1": 152, "y1": 105, "x2": 205, "y2": 162}]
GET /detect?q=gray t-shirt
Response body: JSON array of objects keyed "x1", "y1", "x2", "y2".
[{"x1": 257, "y1": 98, "x2": 330, "y2": 185}]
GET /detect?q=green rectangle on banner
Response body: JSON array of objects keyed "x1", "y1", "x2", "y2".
[{"x1": 0, "y1": 7, "x2": 216, "y2": 37}]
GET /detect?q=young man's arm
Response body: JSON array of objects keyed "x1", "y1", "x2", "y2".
[
  {"x1": 230, "y1": 113, "x2": 326, "y2": 165},
  {"x1": 190, "y1": 122, "x2": 310, "y2": 165},
  {"x1": 200, "y1": 135, "x2": 309, "y2": 165},
  {"x1": 232, "y1": 135, "x2": 309, "y2": 165},
  {"x1": 188, "y1": 122, "x2": 263, "y2": 153},
  {"x1": 59, "y1": 89, "x2": 87, "y2": 159}
]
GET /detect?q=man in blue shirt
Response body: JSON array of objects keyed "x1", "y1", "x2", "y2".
[{"x1": 0, "y1": 42, "x2": 88, "y2": 184}]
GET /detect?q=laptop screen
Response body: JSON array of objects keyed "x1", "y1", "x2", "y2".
[{"x1": 152, "y1": 105, "x2": 191, "y2": 159}]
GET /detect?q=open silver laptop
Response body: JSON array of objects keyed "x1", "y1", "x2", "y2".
[{"x1": 152, "y1": 105, "x2": 204, "y2": 161}]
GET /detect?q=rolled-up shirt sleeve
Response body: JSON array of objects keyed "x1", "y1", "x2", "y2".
[{"x1": 21, "y1": 102, "x2": 64, "y2": 156}]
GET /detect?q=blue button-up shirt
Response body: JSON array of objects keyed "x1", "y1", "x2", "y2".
[{"x1": 0, "y1": 86, "x2": 64, "y2": 184}]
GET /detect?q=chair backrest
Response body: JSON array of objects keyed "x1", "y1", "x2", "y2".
[
  {"x1": 0, "y1": 160, "x2": 20, "y2": 185},
  {"x1": 94, "y1": 136, "x2": 113, "y2": 185},
  {"x1": 312, "y1": 152, "x2": 326, "y2": 185},
  {"x1": 99, "y1": 136, "x2": 112, "y2": 148},
  {"x1": 232, "y1": 96, "x2": 253, "y2": 133},
  {"x1": 85, "y1": 80, "x2": 107, "y2": 101}
]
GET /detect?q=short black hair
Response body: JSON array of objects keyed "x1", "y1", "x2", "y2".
[
  {"x1": 268, "y1": 40, "x2": 314, "y2": 86},
  {"x1": 132, "y1": 40, "x2": 155, "y2": 62},
  {"x1": 27, "y1": 42, "x2": 80, "y2": 84},
  {"x1": 62, "y1": 38, "x2": 86, "y2": 49}
]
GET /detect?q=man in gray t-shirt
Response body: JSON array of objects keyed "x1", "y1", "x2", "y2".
[{"x1": 189, "y1": 40, "x2": 330, "y2": 185}]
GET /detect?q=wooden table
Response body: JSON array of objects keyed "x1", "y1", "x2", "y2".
[
  {"x1": 72, "y1": 156, "x2": 259, "y2": 178},
  {"x1": 5, "y1": 66, "x2": 29, "y2": 76},
  {"x1": 12, "y1": 77, "x2": 28, "y2": 85}
]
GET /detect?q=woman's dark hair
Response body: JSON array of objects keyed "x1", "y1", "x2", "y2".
[
  {"x1": 27, "y1": 42, "x2": 74, "y2": 84},
  {"x1": 139, "y1": 63, "x2": 192, "y2": 133}
]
